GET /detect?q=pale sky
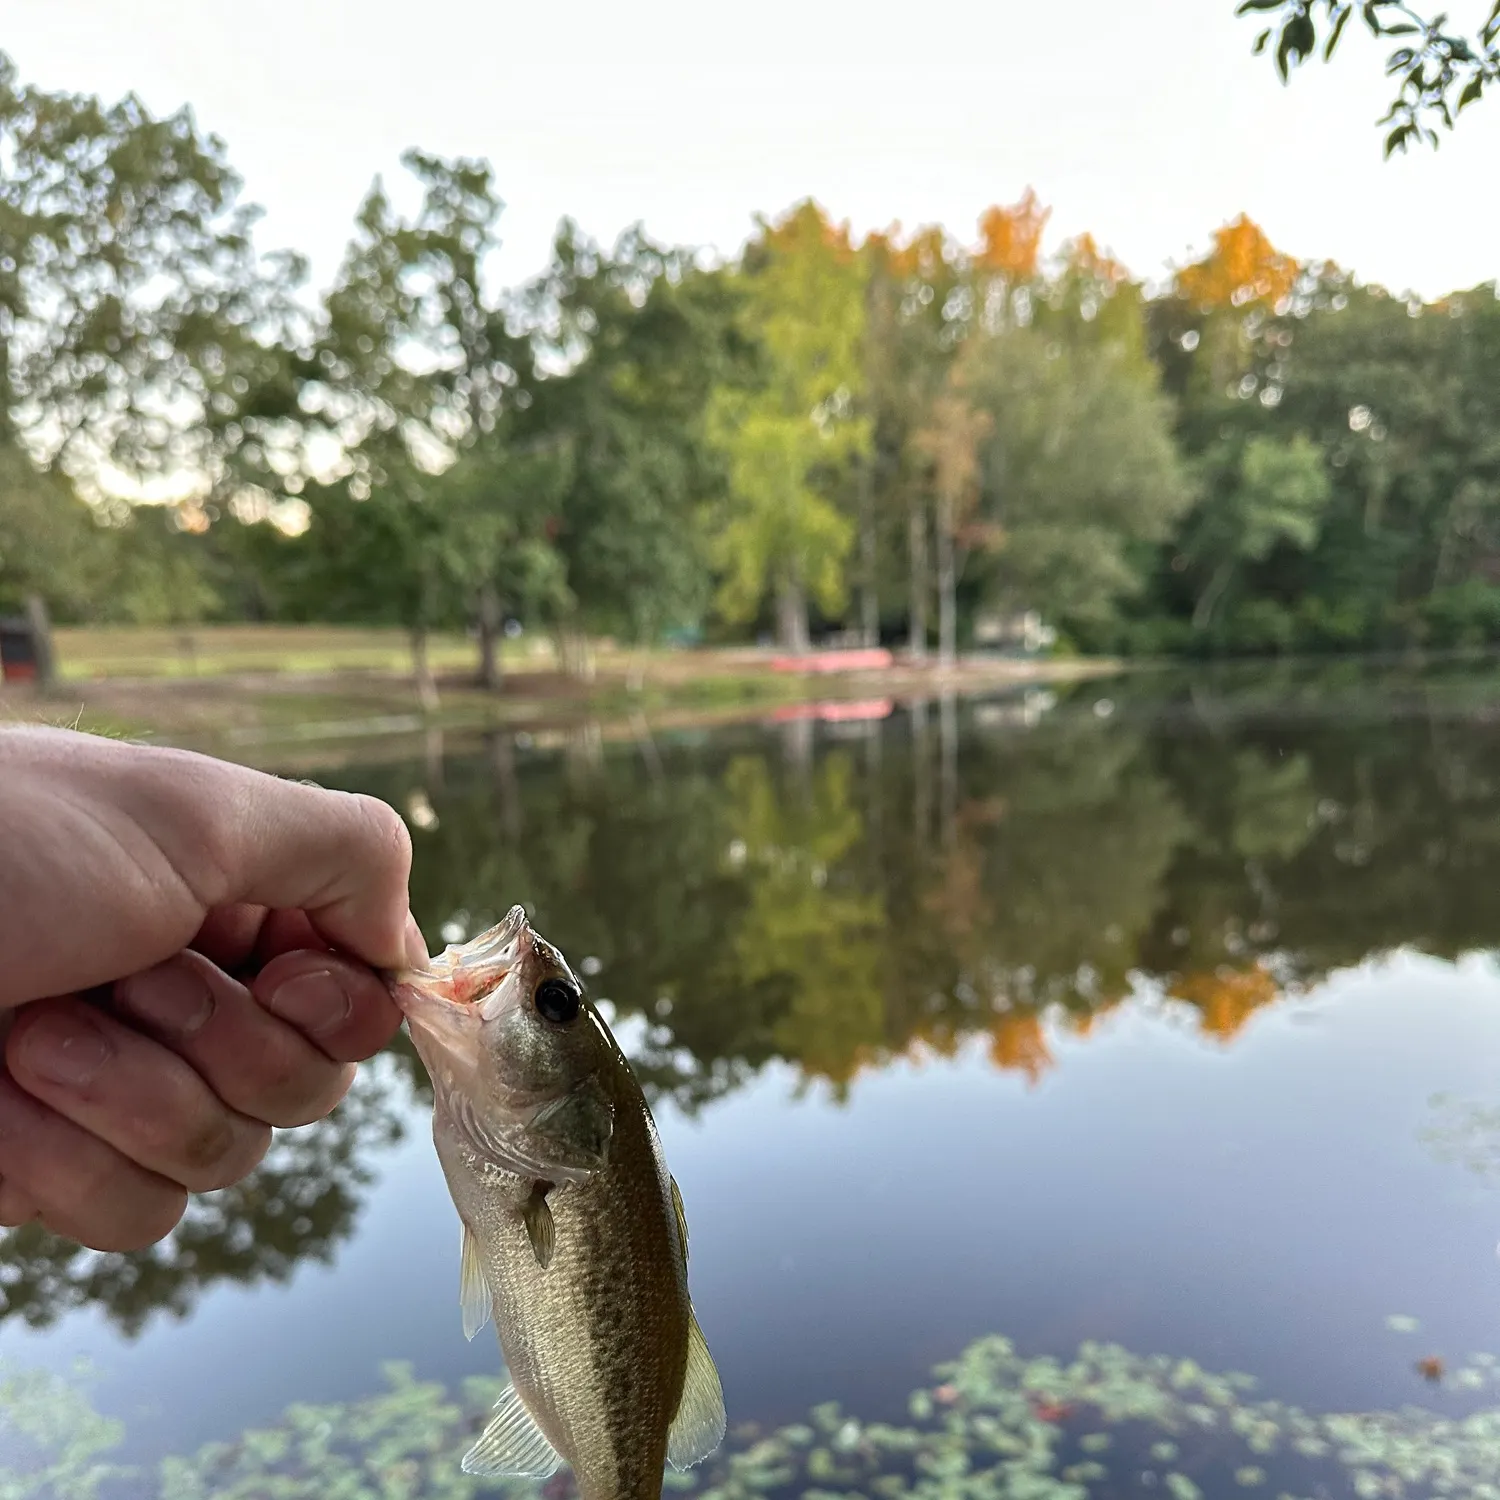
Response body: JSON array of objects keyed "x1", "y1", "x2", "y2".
[{"x1": 7, "y1": 0, "x2": 1499, "y2": 302}]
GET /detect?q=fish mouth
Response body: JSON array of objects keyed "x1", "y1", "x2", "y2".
[
  {"x1": 386, "y1": 905, "x2": 537, "y2": 1080},
  {"x1": 390, "y1": 905, "x2": 534, "y2": 1013}
]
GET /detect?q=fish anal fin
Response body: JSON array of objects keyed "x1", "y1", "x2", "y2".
[
  {"x1": 667, "y1": 1312, "x2": 726, "y2": 1471},
  {"x1": 459, "y1": 1222, "x2": 491, "y2": 1341},
  {"x1": 461, "y1": 1381, "x2": 563, "y2": 1478},
  {"x1": 670, "y1": 1175, "x2": 690, "y2": 1265},
  {"x1": 523, "y1": 1182, "x2": 556, "y2": 1269}
]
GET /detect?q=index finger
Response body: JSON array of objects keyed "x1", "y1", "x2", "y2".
[
  {"x1": 125, "y1": 754, "x2": 419, "y2": 971},
  {"x1": 0, "y1": 730, "x2": 422, "y2": 1005}
]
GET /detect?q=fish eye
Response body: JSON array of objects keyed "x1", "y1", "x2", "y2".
[{"x1": 533, "y1": 977, "x2": 581, "y2": 1025}]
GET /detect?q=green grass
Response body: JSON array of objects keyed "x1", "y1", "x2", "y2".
[{"x1": 51, "y1": 624, "x2": 538, "y2": 680}]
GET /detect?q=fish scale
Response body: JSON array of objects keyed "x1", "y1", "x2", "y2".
[{"x1": 451, "y1": 1088, "x2": 689, "y2": 1500}]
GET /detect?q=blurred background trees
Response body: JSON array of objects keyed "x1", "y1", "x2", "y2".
[{"x1": 4, "y1": 47, "x2": 1499, "y2": 670}]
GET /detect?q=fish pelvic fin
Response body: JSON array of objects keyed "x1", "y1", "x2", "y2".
[
  {"x1": 459, "y1": 1222, "x2": 492, "y2": 1342},
  {"x1": 461, "y1": 1380, "x2": 563, "y2": 1478},
  {"x1": 667, "y1": 1311, "x2": 726, "y2": 1471}
]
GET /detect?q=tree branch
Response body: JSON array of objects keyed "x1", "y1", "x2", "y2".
[{"x1": 1237, "y1": 0, "x2": 1500, "y2": 152}]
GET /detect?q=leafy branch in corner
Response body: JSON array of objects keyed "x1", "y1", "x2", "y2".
[{"x1": 1237, "y1": 0, "x2": 1500, "y2": 153}]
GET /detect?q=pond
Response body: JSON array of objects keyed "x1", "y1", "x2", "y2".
[{"x1": 8, "y1": 662, "x2": 1500, "y2": 1500}]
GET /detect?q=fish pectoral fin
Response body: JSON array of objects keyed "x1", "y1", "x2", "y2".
[
  {"x1": 670, "y1": 1175, "x2": 690, "y2": 1266},
  {"x1": 461, "y1": 1380, "x2": 564, "y2": 1478},
  {"x1": 522, "y1": 1183, "x2": 556, "y2": 1270},
  {"x1": 667, "y1": 1311, "x2": 727, "y2": 1471},
  {"x1": 459, "y1": 1222, "x2": 492, "y2": 1341}
]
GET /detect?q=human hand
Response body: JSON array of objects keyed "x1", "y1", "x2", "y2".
[{"x1": 0, "y1": 726, "x2": 426, "y2": 1252}]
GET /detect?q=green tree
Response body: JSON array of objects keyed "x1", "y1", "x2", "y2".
[
  {"x1": 912, "y1": 383, "x2": 992, "y2": 667},
  {"x1": 0, "y1": 452, "x2": 105, "y2": 621},
  {"x1": 301, "y1": 151, "x2": 547, "y2": 702},
  {"x1": 708, "y1": 201, "x2": 871, "y2": 652},
  {"x1": 958, "y1": 322, "x2": 1193, "y2": 631},
  {"x1": 518, "y1": 222, "x2": 745, "y2": 652},
  {"x1": 1185, "y1": 434, "x2": 1332, "y2": 630},
  {"x1": 861, "y1": 225, "x2": 965, "y2": 657},
  {"x1": 0, "y1": 50, "x2": 310, "y2": 508}
]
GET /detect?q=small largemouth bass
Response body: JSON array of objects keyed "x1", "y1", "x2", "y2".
[{"x1": 388, "y1": 906, "x2": 725, "y2": 1500}]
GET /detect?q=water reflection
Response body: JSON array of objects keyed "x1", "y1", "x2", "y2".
[
  {"x1": 0, "y1": 1061, "x2": 407, "y2": 1335},
  {"x1": 7, "y1": 675, "x2": 1500, "y2": 1335}
]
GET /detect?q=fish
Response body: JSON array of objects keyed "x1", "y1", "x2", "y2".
[{"x1": 387, "y1": 905, "x2": 725, "y2": 1500}]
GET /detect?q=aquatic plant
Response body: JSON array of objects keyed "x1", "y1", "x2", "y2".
[
  {"x1": 12, "y1": 1334, "x2": 1500, "y2": 1500},
  {"x1": 0, "y1": 1362, "x2": 127, "y2": 1500}
]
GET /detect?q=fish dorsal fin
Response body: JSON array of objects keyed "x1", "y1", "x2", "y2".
[
  {"x1": 670, "y1": 1175, "x2": 690, "y2": 1265},
  {"x1": 459, "y1": 1222, "x2": 491, "y2": 1342},
  {"x1": 667, "y1": 1312, "x2": 726, "y2": 1471},
  {"x1": 462, "y1": 1380, "x2": 564, "y2": 1478}
]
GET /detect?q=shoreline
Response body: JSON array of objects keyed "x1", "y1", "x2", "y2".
[{"x1": 0, "y1": 646, "x2": 1121, "y2": 773}]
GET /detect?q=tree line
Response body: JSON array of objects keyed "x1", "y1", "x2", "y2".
[{"x1": 3, "y1": 50, "x2": 1498, "y2": 677}]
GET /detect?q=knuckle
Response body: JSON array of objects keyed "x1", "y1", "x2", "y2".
[
  {"x1": 350, "y1": 792, "x2": 412, "y2": 877},
  {"x1": 178, "y1": 1115, "x2": 269, "y2": 1191}
]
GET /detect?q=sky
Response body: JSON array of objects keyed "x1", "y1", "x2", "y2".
[{"x1": 7, "y1": 0, "x2": 1499, "y2": 301}]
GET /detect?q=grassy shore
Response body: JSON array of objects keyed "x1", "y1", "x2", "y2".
[{"x1": 1, "y1": 624, "x2": 1118, "y2": 770}]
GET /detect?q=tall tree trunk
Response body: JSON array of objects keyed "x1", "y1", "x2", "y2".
[
  {"x1": 908, "y1": 499, "x2": 928, "y2": 661},
  {"x1": 424, "y1": 727, "x2": 446, "y2": 789},
  {"x1": 864, "y1": 709, "x2": 883, "y2": 854},
  {"x1": 939, "y1": 688, "x2": 958, "y2": 849},
  {"x1": 24, "y1": 593, "x2": 56, "y2": 694},
  {"x1": 776, "y1": 570, "x2": 811, "y2": 653},
  {"x1": 936, "y1": 493, "x2": 957, "y2": 670},
  {"x1": 781, "y1": 715, "x2": 814, "y2": 802},
  {"x1": 555, "y1": 628, "x2": 596, "y2": 681},
  {"x1": 487, "y1": 730, "x2": 522, "y2": 842},
  {"x1": 410, "y1": 623, "x2": 440, "y2": 713},
  {"x1": 911, "y1": 695, "x2": 931, "y2": 851},
  {"x1": 1192, "y1": 561, "x2": 1234, "y2": 633},
  {"x1": 475, "y1": 582, "x2": 503, "y2": 690},
  {"x1": 858, "y1": 455, "x2": 879, "y2": 647}
]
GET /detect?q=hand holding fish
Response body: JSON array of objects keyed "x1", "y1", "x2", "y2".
[{"x1": 0, "y1": 726, "x2": 426, "y2": 1252}]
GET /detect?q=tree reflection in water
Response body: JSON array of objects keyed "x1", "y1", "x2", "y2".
[
  {"x1": 8, "y1": 668, "x2": 1500, "y2": 1333},
  {"x1": 0, "y1": 1059, "x2": 407, "y2": 1335}
]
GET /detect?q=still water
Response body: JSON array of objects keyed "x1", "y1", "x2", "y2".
[{"x1": 8, "y1": 664, "x2": 1500, "y2": 1497}]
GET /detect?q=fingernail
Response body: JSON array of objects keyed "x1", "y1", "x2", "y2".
[
  {"x1": 265, "y1": 970, "x2": 352, "y2": 1036},
  {"x1": 118, "y1": 962, "x2": 215, "y2": 1035},
  {"x1": 19, "y1": 1013, "x2": 112, "y2": 1088},
  {"x1": 404, "y1": 914, "x2": 431, "y2": 970}
]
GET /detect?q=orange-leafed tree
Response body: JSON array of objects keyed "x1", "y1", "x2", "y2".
[
  {"x1": 1161, "y1": 213, "x2": 1302, "y2": 428},
  {"x1": 1169, "y1": 961, "x2": 1281, "y2": 1042},
  {"x1": 1175, "y1": 214, "x2": 1299, "y2": 314},
  {"x1": 975, "y1": 188, "x2": 1050, "y2": 282},
  {"x1": 987, "y1": 1010, "x2": 1054, "y2": 1086},
  {"x1": 968, "y1": 188, "x2": 1050, "y2": 336}
]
